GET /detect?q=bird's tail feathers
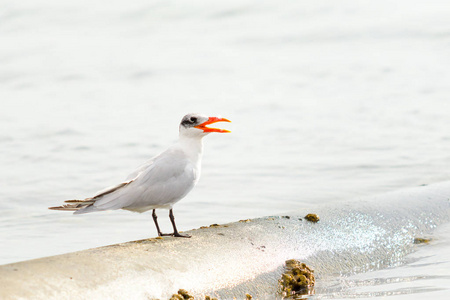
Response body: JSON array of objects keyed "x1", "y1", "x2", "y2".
[
  {"x1": 48, "y1": 199, "x2": 95, "y2": 212},
  {"x1": 48, "y1": 179, "x2": 134, "y2": 213}
]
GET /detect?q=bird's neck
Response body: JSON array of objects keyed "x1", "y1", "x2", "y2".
[{"x1": 178, "y1": 136, "x2": 204, "y2": 163}]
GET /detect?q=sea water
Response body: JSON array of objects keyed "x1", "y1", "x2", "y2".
[{"x1": 1, "y1": 0, "x2": 450, "y2": 298}]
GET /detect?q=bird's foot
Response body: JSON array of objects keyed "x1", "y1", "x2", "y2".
[
  {"x1": 173, "y1": 232, "x2": 191, "y2": 238},
  {"x1": 159, "y1": 233, "x2": 173, "y2": 237},
  {"x1": 158, "y1": 232, "x2": 191, "y2": 238}
]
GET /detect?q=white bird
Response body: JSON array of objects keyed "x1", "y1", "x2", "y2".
[{"x1": 49, "y1": 113, "x2": 231, "y2": 238}]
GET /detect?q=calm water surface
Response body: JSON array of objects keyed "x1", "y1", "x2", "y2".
[{"x1": 1, "y1": 1, "x2": 450, "y2": 298}]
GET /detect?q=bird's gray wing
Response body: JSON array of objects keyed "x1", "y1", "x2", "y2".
[{"x1": 75, "y1": 147, "x2": 196, "y2": 214}]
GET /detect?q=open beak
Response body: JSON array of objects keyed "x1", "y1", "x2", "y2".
[{"x1": 195, "y1": 117, "x2": 231, "y2": 133}]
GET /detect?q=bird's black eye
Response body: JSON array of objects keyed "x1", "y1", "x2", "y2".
[{"x1": 190, "y1": 117, "x2": 197, "y2": 123}]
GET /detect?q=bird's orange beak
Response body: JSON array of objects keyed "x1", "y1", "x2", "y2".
[{"x1": 195, "y1": 117, "x2": 231, "y2": 133}]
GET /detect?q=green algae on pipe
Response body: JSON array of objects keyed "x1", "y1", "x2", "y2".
[{"x1": 0, "y1": 182, "x2": 450, "y2": 300}]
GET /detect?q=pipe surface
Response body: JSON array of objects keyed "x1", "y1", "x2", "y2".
[{"x1": 1, "y1": 183, "x2": 449, "y2": 299}]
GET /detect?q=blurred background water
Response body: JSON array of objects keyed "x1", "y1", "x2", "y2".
[{"x1": 1, "y1": 0, "x2": 450, "y2": 298}]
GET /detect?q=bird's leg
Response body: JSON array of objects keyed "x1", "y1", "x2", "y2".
[
  {"x1": 169, "y1": 209, "x2": 191, "y2": 238},
  {"x1": 152, "y1": 209, "x2": 172, "y2": 237},
  {"x1": 152, "y1": 209, "x2": 163, "y2": 236}
]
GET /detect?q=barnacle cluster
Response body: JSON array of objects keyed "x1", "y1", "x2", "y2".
[
  {"x1": 414, "y1": 237, "x2": 431, "y2": 244},
  {"x1": 279, "y1": 259, "x2": 315, "y2": 298},
  {"x1": 169, "y1": 289, "x2": 194, "y2": 300},
  {"x1": 304, "y1": 214, "x2": 320, "y2": 223},
  {"x1": 169, "y1": 289, "x2": 219, "y2": 300}
]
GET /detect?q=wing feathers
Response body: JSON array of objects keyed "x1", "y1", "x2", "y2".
[
  {"x1": 49, "y1": 145, "x2": 198, "y2": 214},
  {"x1": 48, "y1": 179, "x2": 134, "y2": 213},
  {"x1": 48, "y1": 202, "x2": 92, "y2": 211}
]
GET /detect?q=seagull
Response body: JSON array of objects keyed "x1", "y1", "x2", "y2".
[{"x1": 49, "y1": 113, "x2": 231, "y2": 238}]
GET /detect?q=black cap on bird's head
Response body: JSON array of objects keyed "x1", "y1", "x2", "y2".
[{"x1": 179, "y1": 113, "x2": 231, "y2": 137}]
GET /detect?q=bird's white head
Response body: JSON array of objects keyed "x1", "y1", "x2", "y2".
[{"x1": 179, "y1": 113, "x2": 231, "y2": 138}]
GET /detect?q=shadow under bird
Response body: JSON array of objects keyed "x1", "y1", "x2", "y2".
[{"x1": 49, "y1": 113, "x2": 231, "y2": 238}]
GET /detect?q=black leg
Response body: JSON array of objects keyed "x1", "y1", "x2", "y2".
[
  {"x1": 152, "y1": 209, "x2": 162, "y2": 236},
  {"x1": 152, "y1": 209, "x2": 172, "y2": 237},
  {"x1": 169, "y1": 209, "x2": 191, "y2": 238}
]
